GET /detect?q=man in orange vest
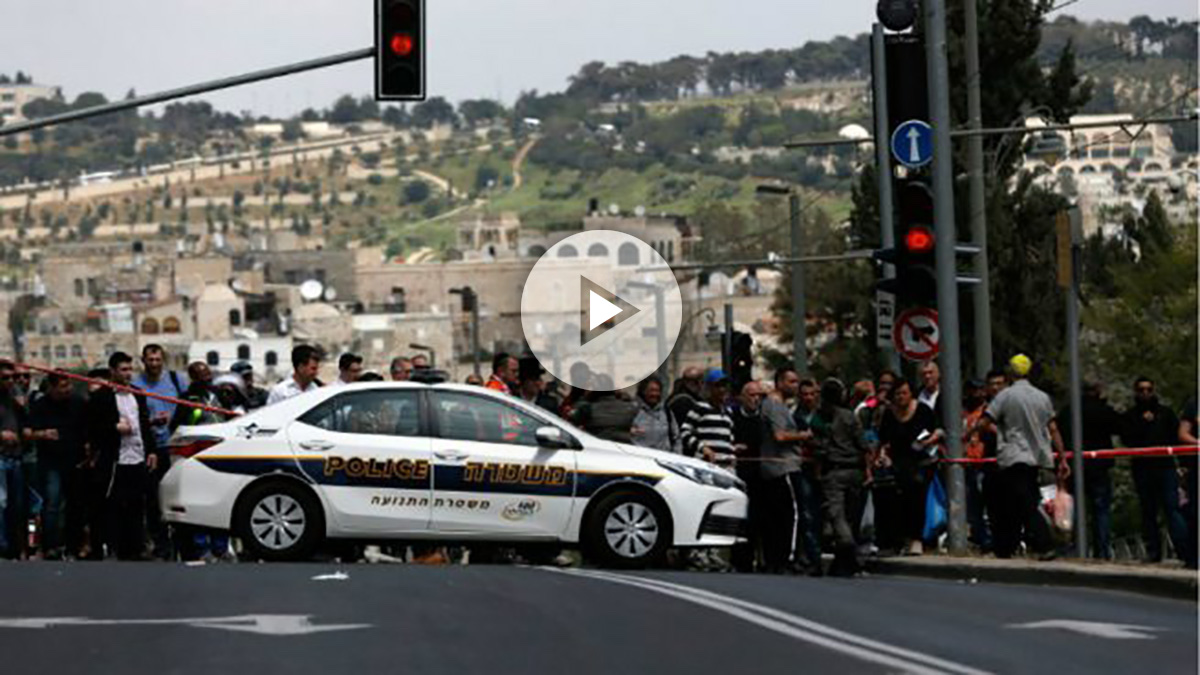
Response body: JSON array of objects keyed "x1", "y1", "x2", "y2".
[{"x1": 486, "y1": 353, "x2": 519, "y2": 395}]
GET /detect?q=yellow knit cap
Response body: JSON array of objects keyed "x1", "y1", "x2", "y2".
[{"x1": 1009, "y1": 353, "x2": 1033, "y2": 377}]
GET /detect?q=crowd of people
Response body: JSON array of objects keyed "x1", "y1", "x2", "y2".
[
  {"x1": 481, "y1": 352, "x2": 1198, "y2": 574},
  {"x1": 0, "y1": 343, "x2": 1195, "y2": 574}
]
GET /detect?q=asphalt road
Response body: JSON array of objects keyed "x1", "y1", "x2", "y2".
[{"x1": 0, "y1": 562, "x2": 1193, "y2": 675}]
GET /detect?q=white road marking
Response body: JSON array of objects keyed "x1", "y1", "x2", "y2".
[
  {"x1": 1008, "y1": 620, "x2": 1163, "y2": 640},
  {"x1": 546, "y1": 568, "x2": 991, "y2": 675},
  {"x1": 0, "y1": 614, "x2": 370, "y2": 635},
  {"x1": 312, "y1": 571, "x2": 351, "y2": 581}
]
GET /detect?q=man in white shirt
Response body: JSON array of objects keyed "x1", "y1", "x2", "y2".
[
  {"x1": 918, "y1": 360, "x2": 941, "y2": 414},
  {"x1": 328, "y1": 353, "x2": 363, "y2": 389},
  {"x1": 86, "y1": 352, "x2": 158, "y2": 560},
  {"x1": 267, "y1": 345, "x2": 323, "y2": 405}
]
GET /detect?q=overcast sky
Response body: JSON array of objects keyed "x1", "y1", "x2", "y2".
[{"x1": 9, "y1": 0, "x2": 1198, "y2": 117}]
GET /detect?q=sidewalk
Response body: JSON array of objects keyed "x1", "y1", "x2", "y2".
[{"x1": 865, "y1": 554, "x2": 1198, "y2": 601}]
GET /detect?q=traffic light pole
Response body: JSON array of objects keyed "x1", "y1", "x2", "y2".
[
  {"x1": 723, "y1": 303, "x2": 735, "y2": 375},
  {"x1": 0, "y1": 48, "x2": 373, "y2": 137},
  {"x1": 871, "y1": 23, "x2": 902, "y2": 373},
  {"x1": 471, "y1": 291, "x2": 481, "y2": 377},
  {"x1": 788, "y1": 193, "x2": 808, "y2": 375},
  {"x1": 964, "y1": 0, "x2": 993, "y2": 377},
  {"x1": 1062, "y1": 208, "x2": 1088, "y2": 558},
  {"x1": 925, "y1": 0, "x2": 968, "y2": 554}
]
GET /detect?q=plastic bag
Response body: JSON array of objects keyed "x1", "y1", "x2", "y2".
[
  {"x1": 923, "y1": 473, "x2": 948, "y2": 541},
  {"x1": 1052, "y1": 487, "x2": 1074, "y2": 533},
  {"x1": 860, "y1": 491, "x2": 875, "y2": 534}
]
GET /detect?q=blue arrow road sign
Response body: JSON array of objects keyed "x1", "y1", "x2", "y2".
[{"x1": 890, "y1": 119, "x2": 933, "y2": 168}]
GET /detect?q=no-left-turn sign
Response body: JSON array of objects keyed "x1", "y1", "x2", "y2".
[{"x1": 893, "y1": 307, "x2": 940, "y2": 361}]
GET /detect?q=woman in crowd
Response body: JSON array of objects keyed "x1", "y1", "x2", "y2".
[
  {"x1": 631, "y1": 376, "x2": 680, "y2": 453},
  {"x1": 876, "y1": 379, "x2": 941, "y2": 556}
]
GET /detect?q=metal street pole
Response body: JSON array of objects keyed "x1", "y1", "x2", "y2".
[
  {"x1": 964, "y1": 0, "x2": 993, "y2": 377},
  {"x1": 788, "y1": 192, "x2": 808, "y2": 375},
  {"x1": 723, "y1": 303, "x2": 735, "y2": 375},
  {"x1": 925, "y1": 0, "x2": 968, "y2": 555},
  {"x1": 470, "y1": 289, "x2": 481, "y2": 377},
  {"x1": 0, "y1": 48, "x2": 373, "y2": 137},
  {"x1": 627, "y1": 280, "x2": 669, "y2": 383},
  {"x1": 872, "y1": 23, "x2": 902, "y2": 373},
  {"x1": 1063, "y1": 208, "x2": 1088, "y2": 557}
]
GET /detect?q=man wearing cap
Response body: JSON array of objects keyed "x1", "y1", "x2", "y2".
[
  {"x1": 231, "y1": 361, "x2": 268, "y2": 410},
  {"x1": 967, "y1": 354, "x2": 1067, "y2": 560},
  {"x1": 680, "y1": 369, "x2": 736, "y2": 464}
]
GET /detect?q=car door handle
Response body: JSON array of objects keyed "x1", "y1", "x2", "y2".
[
  {"x1": 299, "y1": 440, "x2": 334, "y2": 451},
  {"x1": 434, "y1": 449, "x2": 468, "y2": 461}
]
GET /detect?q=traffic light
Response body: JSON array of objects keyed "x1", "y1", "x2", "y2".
[
  {"x1": 874, "y1": 179, "x2": 937, "y2": 304},
  {"x1": 727, "y1": 330, "x2": 754, "y2": 388},
  {"x1": 376, "y1": 0, "x2": 425, "y2": 100}
]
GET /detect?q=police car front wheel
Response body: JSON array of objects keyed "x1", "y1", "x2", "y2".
[
  {"x1": 584, "y1": 490, "x2": 670, "y2": 569},
  {"x1": 234, "y1": 481, "x2": 324, "y2": 562}
]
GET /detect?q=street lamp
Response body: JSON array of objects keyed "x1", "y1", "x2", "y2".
[
  {"x1": 449, "y1": 286, "x2": 480, "y2": 375},
  {"x1": 755, "y1": 183, "x2": 807, "y2": 374}
]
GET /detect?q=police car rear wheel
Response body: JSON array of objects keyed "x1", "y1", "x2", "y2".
[
  {"x1": 585, "y1": 491, "x2": 669, "y2": 569},
  {"x1": 235, "y1": 482, "x2": 323, "y2": 562}
]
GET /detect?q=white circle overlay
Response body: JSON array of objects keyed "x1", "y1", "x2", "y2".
[{"x1": 520, "y1": 230, "x2": 683, "y2": 392}]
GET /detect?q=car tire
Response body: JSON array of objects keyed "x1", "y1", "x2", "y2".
[
  {"x1": 583, "y1": 490, "x2": 671, "y2": 569},
  {"x1": 234, "y1": 481, "x2": 324, "y2": 562}
]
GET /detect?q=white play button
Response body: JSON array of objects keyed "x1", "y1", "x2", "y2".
[
  {"x1": 579, "y1": 275, "x2": 640, "y2": 345},
  {"x1": 520, "y1": 229, "x2": 683, "y2": 391},
  {"x1": 589, "y1": 291, "x2": 623, "y2": 330}
]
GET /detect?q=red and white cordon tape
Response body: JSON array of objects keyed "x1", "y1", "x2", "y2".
[
  {"x1": 941, "y1": 445, "x2": 1198, "y2": 465},
  {"x1": 15, "y1": 362, "x2": 239, "y2": 418}
]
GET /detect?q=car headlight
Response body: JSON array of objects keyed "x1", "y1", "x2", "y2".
[{"x1": 657, "y1": 459, "x2": 745, "y2": 491}]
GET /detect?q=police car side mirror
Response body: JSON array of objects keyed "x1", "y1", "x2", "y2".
[{"x1": 536, "y1": 426, "x2": 573, "y2": 450}]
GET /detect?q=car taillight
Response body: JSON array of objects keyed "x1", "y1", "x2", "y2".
[{"x1": 170, "y1": 436, "x2": 223, "y2": 459}]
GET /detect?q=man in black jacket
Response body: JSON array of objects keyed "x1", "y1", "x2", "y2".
[
  {"x1": 28, "y1": 372, "x2": 89, "y2": 559},
  {"x1": 1122, "y1": 376, "x2": 1188, "y2": 563},
  {"x1": 87, "y1": 352, "x2": 157, "y2": 560},
  {"x1": 1059, "y1": 381, "x2": 1121, "y2": 559},
  {"x1": 0, "y1": 359, "x2": 25, "y2": 559},
  {"x1": 730, "y1": 380, "x2": 767, "y2": 572}
]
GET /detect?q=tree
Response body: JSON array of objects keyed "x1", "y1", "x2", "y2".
[
  {"x1": 357, "y1": 96, "x2": 381, "y2": 120},
  {"x1": 382, "y1": 105, "x2": 409, "y2": 128},
  {"x1": 459, "y1": 99, "x2": 506, "y2": 127},
  {"x1": 403, "y1": 180, "x2": 431, "y2": 204},
  {"x1": 410, "y1": 97, "x2": 458, "y2": 129},
  {"x1": 281, "y1": 119, "x2": 305, "y2": 142},
  {"x1": 474, "y1": 165, "x2": 500, "y2": 192},
  {"x1": 1039, "y1": 39, "x2": 1092, "y2": 123},
  {"x1": 1085, "y1": 220, "x2": 1197, "y2": 407},
  {"x1": 329, "y1": 95, "x2": 364, "y2": 124}
]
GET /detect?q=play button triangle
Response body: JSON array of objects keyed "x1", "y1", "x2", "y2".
[
  {"x1": 580, "y1": 276, "x2": 640, "y2": 345},
  {"x1": 589, "y1": 291, "x2": 623, "y2": 330}
]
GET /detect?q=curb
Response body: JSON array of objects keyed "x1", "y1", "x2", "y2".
[{"x1": 864, "y1": 557, "x2": 1199, "y2": 602}]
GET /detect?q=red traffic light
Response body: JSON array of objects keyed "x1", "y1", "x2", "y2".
[
  {"x1": 905, "y1": 225, "x2": 935, "y2": 254},
  {"x1": 390, "y1": 32, "x2": 414, "y2": 57}
]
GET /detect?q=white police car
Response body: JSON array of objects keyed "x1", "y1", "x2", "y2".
[{"x1": 160, "y1": 382, "x2": 747, "y2": 568}]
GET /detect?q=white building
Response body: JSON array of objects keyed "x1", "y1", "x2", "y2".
[
  {"x1": 188, "y1": 337, "x2": 293, "y2": 380},
  {"x1": 0, "y1": 82, "x2": 61, "y2": 123}
]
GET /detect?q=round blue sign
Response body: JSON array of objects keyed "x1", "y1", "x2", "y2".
[{"x1": 890, "y1": 119, "x2": 933, "y2": 168}]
